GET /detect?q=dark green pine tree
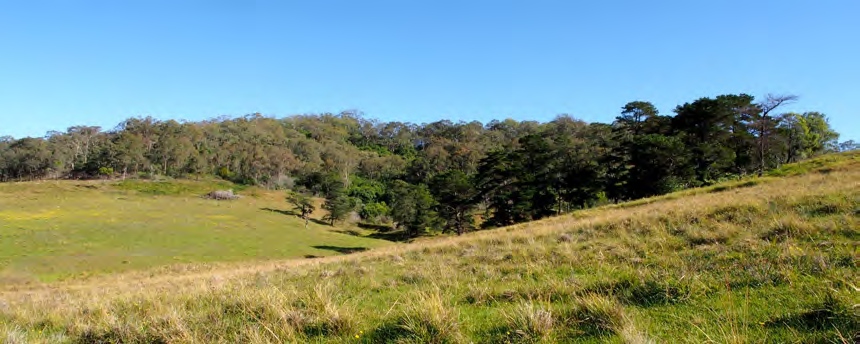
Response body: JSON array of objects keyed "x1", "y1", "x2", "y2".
[
  {"x1": 322, "y1": 183, "x2": 354, "y2": 226},
  {"x1": 430, "y1": 170, "x2": 477, "y2": 235}
]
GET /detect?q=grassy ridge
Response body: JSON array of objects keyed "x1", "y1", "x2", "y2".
[
  {"x1": 0, "y1": 178, "x2": 390, "y2": 282},
  {"x1": 0, "y1": 152, "x2": 858, "y2": 343}
]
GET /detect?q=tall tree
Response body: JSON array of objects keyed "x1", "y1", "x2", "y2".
[
  {"x1": 624, "y1": 134, "x2": 692, "y2": 198},
  {"x1": 672, "y1": 94, "x2": 756, "y2": 183},
  {"x1": 797, "y1": 112, "x2": 840, "y2": 157},
  {"x1": 389, "y1": 180, "x2": 439, "y2": 236},
  {"x1": 617, "y1": 101, "x2": 659, "y2": 136},
  {"x1": 752, "y1": 94, "x2": 797, "y2": 175},
  {"x1": 430, "y1": 170, "x2": 477, "y2": 235},
  {"x1": 321, "y1": 182, "x2": 353, "y2": 226},
  {"x1": 287, "y1": 191, "x2": 316, "y2": 229}
]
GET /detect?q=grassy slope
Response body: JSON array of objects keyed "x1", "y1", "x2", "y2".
[
  {"x1": 1, "y1": 152, "x2": 858, "y2": 343},
  {"x1": 0, "y1": 178, "x2": 390, "y2": 282}
]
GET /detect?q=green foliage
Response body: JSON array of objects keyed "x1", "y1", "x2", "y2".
[
  {"x1": 621, "y1": 134, "x2": 692, "y2": 199},
  {"x1": 347, "y1": 176, "x2": 385, "y2": 204},
  {"x1": 389, "y1": 181, "x2": 439, "y2": 236},
  {"x1": 672, "y1": 94, "x2": 756, "y2": 182},
  {"x1": 617, "y1": 100, "x2": 659, "y2": 135},
  {"x1": 430, "y1": 170, "x2": 477, "y2": 235},
  {"x1": 359, "y1": 201, "x2": 390, "y2": 223},
  {"x1": 217, "y1": 167, "x2": 236, "y2": 180},
  {"x1": 797, "y1": 112, "x2": 840, "y2": 156},
  {"x1": 287, "y1": 191, "x2": 316, "y2": 228},
  {"x1": 322, "y1": 183, "x2": 355, "y2": 226},
  {"x1": 98, "y1": 166, "x2": 114, "y2": 176}
]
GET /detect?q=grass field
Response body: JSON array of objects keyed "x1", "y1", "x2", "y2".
[
  {"x1": 0, "y1": 152, "x2": 858, "y2": 343},
  {"x1": 0, "y1": 178, "x2": 390, "y2": 283}
]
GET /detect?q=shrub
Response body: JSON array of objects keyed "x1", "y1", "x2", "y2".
[
  {"x1": 217, "y1": 167, "x2": 236, "y2": 180},
  {"x1": 269, "y1": 174, "x2": 294, "y2": 190},
  {"x1": 98, "y1": 167, "x2": 114, "y2": 178},
  {"x1": 359, "y1": 202, "x2": 390, "y2": 222}
]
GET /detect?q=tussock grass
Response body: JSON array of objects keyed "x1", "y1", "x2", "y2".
[
  {"x1": 0, "y1": 152, "x2": 857, "y2": 342},
  {"x1": 504, "y1": 301, "x2": 555, "y2": 342},
  {"x1": 565, "y1": 293, "x2": 628, "y2": 336},
  {"x1": 378, "y1": 287, "x2": 464, "y2": 343}
]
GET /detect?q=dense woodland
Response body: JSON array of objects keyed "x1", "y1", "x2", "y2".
[{"x1": 0, "y1": 94, "x2": 853, "y2": 235}]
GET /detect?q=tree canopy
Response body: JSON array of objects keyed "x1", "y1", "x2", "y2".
[{"x1": 0, "y1": 94, "x2": 849, "y2": 235}]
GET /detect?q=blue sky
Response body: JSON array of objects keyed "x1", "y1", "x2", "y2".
[{"x1": 0, "y1": 1, "x2": 857, "y2": 141}]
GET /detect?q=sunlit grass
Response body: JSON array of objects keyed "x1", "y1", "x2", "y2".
[{"x1": 0, "y1": 179, "x2": 390, "y2": 282}]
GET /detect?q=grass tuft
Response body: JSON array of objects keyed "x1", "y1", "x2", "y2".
[
  {"x1": 564, "y1": 294, "x2": 627, "y2": 336},
  {"x1": 504, "y1": 301, "x2": 555, "y2": 342},
  {"x1": 761, "y1": 216, "x2": 816, "y2": 241},
  {"x1": 300, "y1": 283, "x2": 356, "y2": 337},
  {"x1": 377, "y1": 287, "x2": 463, "y2": 343}
]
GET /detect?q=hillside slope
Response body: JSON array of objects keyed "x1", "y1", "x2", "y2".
[
  {"x1": 1, "y1": 152, "x2": 858, "y2": 343},
  {"x1": 0, "y1": 178, "x2": 390, "y2": 282}
]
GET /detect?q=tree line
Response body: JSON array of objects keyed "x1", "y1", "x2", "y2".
[{"x1": 1, "y1": 94, "x2": 853, "y2": 235}]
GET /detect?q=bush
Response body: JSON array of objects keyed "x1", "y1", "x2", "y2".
[
  {"x1": 217, "y1": 167, "x2": 236, "y2": 180},
  {"x1": 360, "y1": 202, "x2": 390, "y2": 222},
  {"x1": 269, "y1": 174, "x2": 294, "y2": 190},
  {"x1": 98, "y1": 167, "x2": 114, "y2": 178}
]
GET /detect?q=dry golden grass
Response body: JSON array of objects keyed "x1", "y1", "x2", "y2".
[{"x1": 1, "y1": 152, "x2": 858, "y2": 343}]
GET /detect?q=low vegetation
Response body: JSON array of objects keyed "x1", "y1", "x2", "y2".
[{"x1": 0, "y1": 153, "x2": 856, "y2": 343}]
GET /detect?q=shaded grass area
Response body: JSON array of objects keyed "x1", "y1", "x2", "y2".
[
  {"x1": 0, "y1": 153, "x2": 858, "y2": 343},
  {"x1": 0, "y1": 179, "x2": 390, "y2": 282},
  {"x1": 114, "y1": 178, "x2": 249, "y2": 196}
]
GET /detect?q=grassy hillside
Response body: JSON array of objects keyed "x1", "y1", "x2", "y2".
[
  {"x1": 1, "y1": 152, "x2": 858, "y2": 343},
  {"x1": 0, "y1": 178, "x2": 391, "y2": 282}
]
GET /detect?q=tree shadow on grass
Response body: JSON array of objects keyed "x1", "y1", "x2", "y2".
[
  {"x1": 261, "y1": 207, "x2": 298, "y2": 216},
  {"x1": 327, "y1": 223, "x2": 416, "y2": 243},
  {"x1": 331, "y1": 228, "x2": 365, "y2": 236},
  {"x1": 260, "y1": 208, "x2": 330, "y2": 226},
  {"x1": 366, "y1": 230, "x2": 416, "y2": 243},
  {"x1": 358, "y1": 223, "x2": 394, "y2": 231},
  {"x1": 312, "y1": 245, "x2": 369, "y2": 254}
]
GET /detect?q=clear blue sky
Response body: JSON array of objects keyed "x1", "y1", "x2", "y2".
[{"x1": 0, "y1": 1, "x2": 857, "y2": 141}]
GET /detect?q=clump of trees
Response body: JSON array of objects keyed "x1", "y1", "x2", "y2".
[{"x1": 0, "y1": 94, "x2": 849, "y2": 236}]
